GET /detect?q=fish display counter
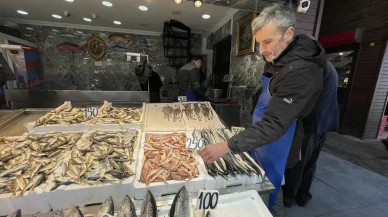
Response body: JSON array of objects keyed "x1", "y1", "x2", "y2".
[{"x1": 0, "y1": 100, "x2": 275, "y2": 216}]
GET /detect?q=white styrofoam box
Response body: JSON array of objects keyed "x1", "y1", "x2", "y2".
[
  {"x1": 44, "y1": 177, "x2": 134, "y2": 210},
  {"x1": 87, "y1": 103, "x2": 145, "y2": 131},
  {"x1": 181, "y1": 102, "x2": 225, "y2": 131},
  {"x1": 43, "y1": 129, "x2": 141, "y2": 210},
  {"x1": 142, "y1": 103, "x2": 187, "y2": 132},
  {"x1": 0, "y1": 193, "x2": 17, "y2": 216},
  {"x1": 133, "y1": 131, "x2": 206, "y2": 199},
  {"x1": 192, "y1": 190, "x2": 273, "y2": 217},
  {"x1": 26, "y1": 101, "x2": 88, "y2": 133},
  {"x1": 2, "y1": 184, "x2": 52, "y2": 215}
]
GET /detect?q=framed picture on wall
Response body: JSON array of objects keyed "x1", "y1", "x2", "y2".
[{"x1": 236, "y1": 13, "x2": 256, "y2": 56}]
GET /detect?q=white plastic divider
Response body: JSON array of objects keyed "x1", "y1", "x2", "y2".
[
  {"x1": 26, "y1": 101, "x2": 88, "y2": 133},
  {"x1": 142, "y1": 103, "x2": 187, "y2": 132},
  {"x1": 192, "y1": 190, "x2": 273, "y2": 217},
  {"x1": 86, "y1": 103, "x2": 144, "y2": 131},
  {"x1": 133, "y1": 131, "x2": 206, "y2": 199},
  {"x1": 43, "y1": 129, "x2": 141, "y2": 210}
]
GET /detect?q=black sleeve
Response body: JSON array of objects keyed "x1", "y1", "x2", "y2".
[
  {"x1": 227, "y1": 62, "x2": 322, "y2": 153},
  {"x1": 189, "y1": 68, "x2": 201, "y2": 90}
]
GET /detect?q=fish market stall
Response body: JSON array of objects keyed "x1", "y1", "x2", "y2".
[{"x1": 0, "y1": 101, "x2": 274, "y2": 216}]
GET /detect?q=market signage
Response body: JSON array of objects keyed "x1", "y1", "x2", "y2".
[{"x1": 197, "y1": 190, "x2": 219, "y2": 210}]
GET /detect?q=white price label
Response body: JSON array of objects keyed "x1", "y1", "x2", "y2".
[
  {"x1": 197, "y1": 190, "x2": 219, "y2": 210},
  {"x1": 178, "y1": 96, "x2": 187, "y2": 102},
  {"x1": 186, "y1": 138, "x2": 205, "y2": 150},
  {"x1": 231, "y1": 126, "x2": 245, "y2": 135},
  {"x1": 84, "y1": 107, "x2": 99, "y2": 118}
]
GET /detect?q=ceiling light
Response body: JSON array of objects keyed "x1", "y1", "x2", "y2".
[
  {"x1": 83, "y1": 18, "x2": 92, "y2": 22},
  {"x1": 25, "y1": 34, "x2": 31, "y2": 36},
  {"x1": 139, "y1": 6, "x2": 148, "y2": 11},
  {"x1": 52, "y1": 29, "x2": 59, "y2": 32},
  {"x1": 194, "y1": 0, "x2": 203, "y2": 7},
  {"x1": 26, "y1": 27, "x2": 34, "y2": 30},
  {"x1": 202, "y1": 14, "x2": 210, "y2": 19},
  {"x1": 65, "y1": 0, "x2": 74, "y2": 2},
  {"x1": 114, "y1": 21, "x2": 121, "y2": 25},
  {"x1": 52, "y1": 14, "x2": 62, "y2": 19},
  {"x1": 17, "y1": 10, "x2": 28, "y2": 15},
  {"x1": 339, "y1": 52, "x2": 344, "y2": 56},
  {"x1": 76, "y1": 31, "x2": 84, "y2": 34},
  {"x1": 102, "y1": 1, "x2": 113, "y2": 7},
  {"x1": 174, "y1": 0, "x2": 183, "y2": 4}
]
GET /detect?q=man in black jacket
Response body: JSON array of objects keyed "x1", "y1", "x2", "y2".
[
  {"x1": 199, "y1": 3, "x2": 326, "y2": 211},
  {"x1": 176, "y1": 55, "x2": 205, "y2": 101}
]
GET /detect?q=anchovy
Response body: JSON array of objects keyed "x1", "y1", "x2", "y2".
[
  {"x1": 140, "y1": 190, "x2": 157, "y2": 217},
  {"x1": 169, "y1": 186, "x2": 190, "y2": 217},
  {"x1": 67, "y1": 207, "x2": 83, "y2": 217},
  {"x1": 0, "y1": 164, "x2": 27, "y2": 177},
  {"x1": 117, "y1": 195, "x2": 137, "y2": 217},
  {"x1": 96, "y1": 196, "x2": 114, "y2": 217}
]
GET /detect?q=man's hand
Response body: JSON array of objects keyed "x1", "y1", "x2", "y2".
[{"x1": 199, "y1": 142, "x2": 231, "y2": 163}]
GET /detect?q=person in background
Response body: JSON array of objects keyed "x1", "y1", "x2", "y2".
[
  {"x1": 177, "y1": 55, "x2": 206, "y2": 101},
  {"x1": 282, "y1": 60, "x2": 339, "y2": 207},
  {"x1": 135, "y1": 61, "x2": 163, "y2": 103},
  {"x1": 199, "y1": 4, "x2": 326, "y2": 215}
]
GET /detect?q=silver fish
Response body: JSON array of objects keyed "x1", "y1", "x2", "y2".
[
  {"x1": 117, "y1": 195, "x2": 137, "y2": 217},
  {"x1": 96, "y1": 196, "x2": 114, "y2": 217},
  {"x1": 140, "y1": 190, "x2": 157, "y2": 217},
  {"x1": 66, "y1": 207, "x2": 83, "y2": 217},
  {"x1": 32, "y1": 211, "x2": 43, "y2": 217},
  {"x1": 0, "y1": 164, "x2": 27, "y2": 177},
  {"x1": 52, "y1": 209, "x2": 64, "y2": 217},
  {"x1": 169, "y1": 186, "x2": 190, "y2": 217},
  {"x1": 7, "y1": 209, "x2": 21, "y2": 217}
]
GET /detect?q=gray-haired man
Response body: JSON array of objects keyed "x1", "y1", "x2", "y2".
[{"x1": 199, "y1": 3, "x2": 327, "y2": 214}]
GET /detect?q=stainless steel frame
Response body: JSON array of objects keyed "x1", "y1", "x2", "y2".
[{"x1": 5, "y1": 89, "x2": 150, "y2": 108}]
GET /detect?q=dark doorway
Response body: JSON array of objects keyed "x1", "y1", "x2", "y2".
[{"x1": 212, "y1": 35, "x2": 232, "y2": 96}]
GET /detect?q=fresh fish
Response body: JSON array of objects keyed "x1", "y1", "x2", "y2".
[
  {"x1": 0, "y1": 164, "x2": 27, "y2": 177},
  {"x1": 56, "y1": 42, "x2": 86, "y2": 52},
  {"x1": 140, "y1": 190, "x2": 157, "y2": 217},
  {"x1": 96, "y1": 196, "x2": 114, "y2": 217},
  {"x1": 110, "y1": 44, "x2": 130, "y2": 51},
  {"x1": 108, "y1": 34, "x2": 134, "y2": 43},
  {"x1": 169, "y1": 186, "x2": 190, "y2": 217},
  {"x1": 50, "y1": 180, "x2": 75, "y2": 191},
  {"x1": 67, "y1": 207, "x2": 83, "y2": 217},
  {"x1": 52, "y1": 209, "x2": 64, "y2": 217},
  {"x1": 32, "y1": 211, "x2": 43, "y2": 217},
  {"x1": 7, "y1": 209, "x2": 21, "y2": 217},
  {"x1": 117, "y1": 195, "x2": 137, "y2": 217},
  {"x1": 60, "y1": 33, "x2": 80, "y2": 38}
]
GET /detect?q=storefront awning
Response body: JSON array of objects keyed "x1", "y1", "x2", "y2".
[{"x1": 318, "y1": 30, "x2": 357, "y2": 49}]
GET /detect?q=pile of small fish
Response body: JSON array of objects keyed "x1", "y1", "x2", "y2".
[
  {"x1": 140, "y1": 133, "x2": 199, "y2": 186},
  {"x1": 35, "y1": 108, "x2": 85, "y2": 127},
  {"x1": 90, "y1": 104, "x2": 142, "y2": 125},
  {"x1": 0, "y1": 133, "x2": 81, "y2": 196},
  {"x1": 51, "y1": 131, "x2": 137, "y2": 190},
  {"x1": 183, "y1": 103, "x2": 213, "y2": 121},
  {"x1": 193, "y1": 128, "x2": 262, "y2": 179},
  {"x1": 162, "y1": 105, "x2": 182, "y2": 122},
  {"x1": 6, "y1": 186, "x2": 190, "y2": 217}
]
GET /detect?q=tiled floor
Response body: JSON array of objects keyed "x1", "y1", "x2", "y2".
[{"x1": 284, "y1": 152, "x2": 388, "y2": 217}]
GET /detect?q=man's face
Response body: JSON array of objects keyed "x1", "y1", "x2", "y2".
[
  {"x1": 254, "y1": 20, "x2": 294, "y2": 63},
  {"x1": 194, "y1": 60, "x2": 202, "y2": 68}
]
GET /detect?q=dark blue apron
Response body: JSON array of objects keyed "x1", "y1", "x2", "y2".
[
  {"x1": 186, "y1": 90, "x2": 197, "y2": 101},
  {"x1": 249, "y1": 75, "x2": 297, "y2": 209}
]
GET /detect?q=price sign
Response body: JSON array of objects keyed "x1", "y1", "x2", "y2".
[
  {"x1": 178, "y1": 96, "x2": 187, "y2": 102},
  {"x1": 231, "y1": 126, "x2": 245, "y2": 136},
  {"x1": 84, "y1": 107, "x2": 99, "y2": 118},
  {"x1": 186, "y1": 138, "x2": 205, "y2": 150},
  {"x1": 197, "y1": 190, "x2": 219, "y2": 210}
]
